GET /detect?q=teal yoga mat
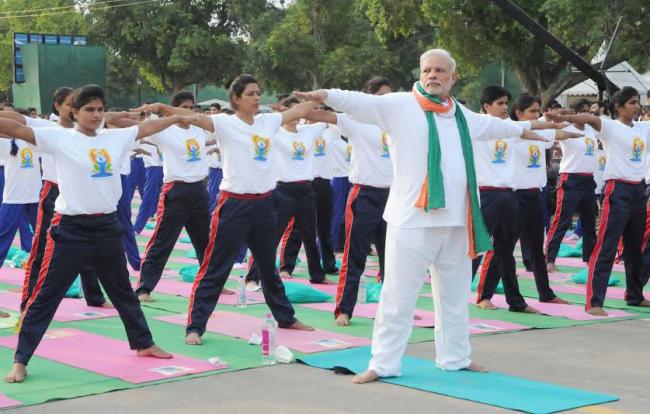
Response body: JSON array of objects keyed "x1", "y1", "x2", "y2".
[{"x1": 299, "y1": 347, "x2": 618, "y2": 414}]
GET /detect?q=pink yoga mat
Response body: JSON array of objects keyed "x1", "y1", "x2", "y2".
[
  {"x1": 555, "y1": 257, "x2": 626, "y2": 272},
  {"x1": 551, "y1": 284, "x2": 627, "y2": 301},
  {"x1": 131, "y1": 280, "x2": 264, "y2": 304},
  {"x1": 0, "y1": 268, "x2": 25, "y2": 286},
  {"x1": 0, "y1": 328, "x2": 227, "y2": 384},
  {"x1": 300, "y1": 302, "x2": 436, "y2": 328},
  {"x1": 0, "y1": 394, "x2": 21, "y2": 409},
  {"x1": 479, "y1": 294, "x2": 633, "y2": 321},
  {"x1": 364, "y1": 269, "x2": 380, "y2": 278},
  {"x1": 0, "y1": 291, "x2": 119, "y2": 322},
  {"x1": 156, "y1": 312, "x2": 371, "y2": 353},
  {"x1": 516, "y1": 270, "x2": 573, "y2": 283}
]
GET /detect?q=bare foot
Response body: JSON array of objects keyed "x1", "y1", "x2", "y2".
[
  {"x1": 138, "y1": 293, "x2": 153, "y2": 302},
  {"x1": 4, "y1": 363, "x2": 27, "y2": 383},
  {"x1": 336, "y1": 314, "x2": 350, "y2": 326},
  {"x1": 352, "y1": 369, "x2": 379, "y2": 384},
  {"x1": 137, "y1": 344, "x2": 173, "y2": 358},
  {"x1": 100, "y1": 301, "x2": 114, "y2": 308},
  {"x1": 521, "y1": 305, "x2": 541, "y2": 314},
  {"x1": 279, "y1": 271, "x2": 292, "y2": 279},
  {"x1": 634, "y1": 299, "x2": 650, "y2": 307},
  {"x1": 586, "y1": 307, "x2": 608, "y2": 316},
  {"x1": 222, "y1": 288, "x2": 235, "y2": 295},
  {"x1": 545, "y1": 296, "x2": 569, "y2": 305},
  {"x1": 413, "y1": 314, "x2": 423, "y2": 320},
  {"x1": 477, "y1": 299, "x2": 496, "y2": 310},
  {"x1": 288, "y1": 320, "x2": 314, "y2": 331},
  {"x1": 546, "y1": 262, "x2": 556, "y2": 273},
  {"x1": 185, "y1": 332, "x2": 203, "y2": 345},
  {"x1": 463, "y1": 362, "x2": 488, "y2": 373},
  {"x1": 0, "y1": 311, "x2": 10, "y2": 318}
]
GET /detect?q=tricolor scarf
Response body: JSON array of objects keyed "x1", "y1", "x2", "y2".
[{"x1": 412, "y1": 81, "x2": 492, "y2": 258}]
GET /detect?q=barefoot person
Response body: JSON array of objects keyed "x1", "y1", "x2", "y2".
[
  {"x1": 304, "y1": 76, "x2": 394, "y2": 327},
  {"x1": 135, "y1": 75, "x2": 317, "y2": 345},
  {"x1": 0, "y1": 85, "x2": 188, "y2": 383},
  {"x1": 546, "y1": 86, "x2": 650, "y2": 316},
  {"x1": 296, "y1": 49, "x2": 547, "y2": 382}
]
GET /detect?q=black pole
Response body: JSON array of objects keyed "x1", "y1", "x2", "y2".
[{"x1": 490, "y1": 0, "x2": 619, "y2": 94}]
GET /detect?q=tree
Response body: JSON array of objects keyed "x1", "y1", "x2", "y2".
[
  {"x1": 246, "y1": 0, "x2": 434, "y2": 94},
  {"x1": 0, "y1": 0, "x2": 89, "y2": 98},
  {"x1": 86, "y1": 0, "x2": 269, "y2": 94},
  {"x1": 359, "y1": 0, "x2": 650, "y2": 103}
]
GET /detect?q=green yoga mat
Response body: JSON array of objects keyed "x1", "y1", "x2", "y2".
[{"x1": 299, "y1": 347, "x2": 618, "y2": 414}]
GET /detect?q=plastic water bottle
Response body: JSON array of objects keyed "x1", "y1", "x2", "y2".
[
  {"x1": 358, "y1": 277, "x2": 367, "y2": 304},
  {"x1": 236, "y1": 274, "x2": 247, "y2": 308},
  {"x1": 261, "y1": 313, "x2": 277, "y2": 365}
]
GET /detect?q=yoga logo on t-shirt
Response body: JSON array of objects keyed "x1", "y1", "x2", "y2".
[
  {"x1": 380, "y1": 132, "x2": 390, "y2": 158},
  {"x1": 584, "y1": 137, "x2": 595, "y2": 156},
  {"x1": 345, "y1": 144, "x2": 352, "y2": 162},
  {"x1": 252, "y1": 134, "x2": 270, "y2": 161},
  {"x1": 598, "y1": 155, "x2": 606, "y2": 171},
  {"x1": 314, "y1": 138, "x2": 327, "y2": 156},
  {"x1": 527, "y1": 145, "x2": 541, "y2": 168},
  {"x1": 292, "y1": 141, "x2": 306, "y2": 160},
  {"x1": 185, "y1": 138, "x2": 202, "y2": 162},
  {"x1": 491, "y1": 140, "x2": 507, "y2": 164},
  {"x1": 19, "y1": 147, "x2": 34, "y2": 168},
  {"x1": 630, "y1": 138, "x2": 644, "y2": 162},
  {"x1": 89, "y1": 148, "x2": 113, "y2": 178}
]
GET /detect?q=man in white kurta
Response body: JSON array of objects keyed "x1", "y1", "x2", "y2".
[{"x1": 297, "y1": 49, "x2": 545, "y2": 382}]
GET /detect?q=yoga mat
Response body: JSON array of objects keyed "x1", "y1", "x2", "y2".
[
  {"x1": 0, "y1": 394, "x2": 22, "y2": 409},
  {"x1": 0, "y1": 312, "x2": 20, "y2": 329},
  {"x1": 0, "y1": 291, "x2": 119, "y2": 322},
  {"x1": 482, "y1": 294, "x2": 634, "y2": 321},
  {"x1": 517, "y1": 270, "x2": 573, "y2": 283},
  {"x1": 364, "y1": 269, "x2": 380, "y2": 278},
  {"x1": 300, "y1": 303, "x2": 528, "y2": 334},
  {"x1": 169, "y1": 257, "x2": 199, "y2": 265},
  {"x1": 0, "y1": 267, "x2": 25, "y2": 286},
  {"x1": 0, "y1": 328, "x2": 228, "y2": 384},
  {"x1": 299, "y1": 347, "x2": 619, "y2": 414},
  {"x1": 156, "y1": 312, "x2": 371, "y2": 353},
  {"x1": 555, "y1": 257, "x2": 625, "y2": 272},
  {"x1": 131, "y1": 279, "x2": 264, "y2": 305},
  {"x1": 552, "y1": 284, "x2": 627, "y2": 301},
  {"x1": 289, "y1": 278, "x2": 339, "y2": 296}
]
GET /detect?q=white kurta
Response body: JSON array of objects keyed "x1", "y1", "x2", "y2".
[{"x1": 325, "y1": 90, "x2": 526, "y2": 373}]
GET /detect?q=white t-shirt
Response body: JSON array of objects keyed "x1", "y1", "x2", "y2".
[
  {"x1": 558, "y1": 124, "x2": 598, "y2": 174},
  {"x1": 597, "y1": 118, "x2": 650, "y2": 182},
  {"x1": 148, "y1": 125, "x2": 208, "y2": 184},
  {"x1": 275, "y1": 123, "x2": 326, "y2": 182},
  {"x1": 512, "y1": 129, "x2": 555, "y2": 190},
  {"x1": 206, "y1": 132, "x2": 221, "y2": 169},
  {"x1": 595, "y1": 149, "x2": 606, "y2": 194},
  {"x1": 312, "y1": 126, "x2": 337, "y2": 179},
  {"x1": 140, "y1": 142, "x2": 163, "y2": 168},
  {"x1": 210, "y1": 112, "x2": 283, "y2": 194},
  {"x1": 336, "y1": 114, "x2": 393, "y2": 188},
  {"x1": 33, "y1": 126, "x2": 139, "y2": 215},
  {"x1": 0, "y1": 139, "x2": 41, "y2": 203},
  {"x1": 329, "y1": 126, "x2": 351, "y2": 178},
  {"x1": 326, "y1": 90, "x2": 525, "y2": 227},
  {"x1": 473, "y1": 120, "x2": 531, "y2": 188},
  {"x1": 25, "y1": 116, "x2": 60, "y2": 183}
]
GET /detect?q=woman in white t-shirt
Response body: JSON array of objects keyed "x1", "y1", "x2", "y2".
[
  {"x1": 136, "y1": 75, "x2": 318, "y2": 345},
  {"x1": 546, "y1": 86, "x2": 650, "y2": 316},
  {"x1": 0, "y1": 85, "x2": 199, "y2": 383}
]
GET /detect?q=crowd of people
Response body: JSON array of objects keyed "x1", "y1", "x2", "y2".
[{"x1": 0, "y1": 48, "x2": 648, "y2": 385}]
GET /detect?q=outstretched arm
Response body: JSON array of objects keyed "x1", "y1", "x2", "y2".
[
  {"x1": 280, "y1": 101, "x2": 321, "y2": 124},
  {"x1": 136, "y1": 114, "x2": 200, "y2": 140},
  {"x1": 304, "y1": 109, "x2": 337, "y2": 125},
  {"x1": 544, "y1": 112, "x2": 602, "y2": 132},
  {"x1": 0, "y1": 111, "x2": 27, "y2": 125},
  {"x1": 0, "y1": 118, "x2": 35, "y2": 144},
  {"x1": 528, "y1": 120, "x2": 570, "y2": 130},
  {"x1": 132, "y1": 103, "x2": 214, "y2": 132}
]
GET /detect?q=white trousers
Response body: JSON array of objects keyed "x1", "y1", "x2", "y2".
[{"x1": 368, "y1": 225, "x2": 472, "y2": 376}]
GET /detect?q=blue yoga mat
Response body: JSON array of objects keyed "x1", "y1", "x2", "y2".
[{"x1": 299, "y1": 347, "x2": 618, "y2": 414}]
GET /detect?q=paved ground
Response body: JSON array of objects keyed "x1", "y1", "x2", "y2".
[{"x1": 10, "y1": 319, "x2": 649, "y2": 414}]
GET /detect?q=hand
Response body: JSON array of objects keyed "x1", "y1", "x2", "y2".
[
  {"x1": 543, "y1": 111, "x2": 568, "y2": 123},
  {"x1": 132, "y1": 148, "x2": 152, "y2": 157},
  {"x1": 293, "y1": 90, "x2": 327, "y2": 102},
  {"x1": 131, "y1": 103, "x2": 161, "y2": 114},
  {"x1": 520, "y1": 129, "x2": 550, "y2": 142},
  {"x1": 554, "y1": 130, "x2": 583, "y2": 141},
  {"x1": 269, "y1": 103, "x2": 288, "y2": 112}
]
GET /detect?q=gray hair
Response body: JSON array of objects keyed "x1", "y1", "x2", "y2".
[{"x1": 420, "y1": 49, "x2": 457, "y2": 73}]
